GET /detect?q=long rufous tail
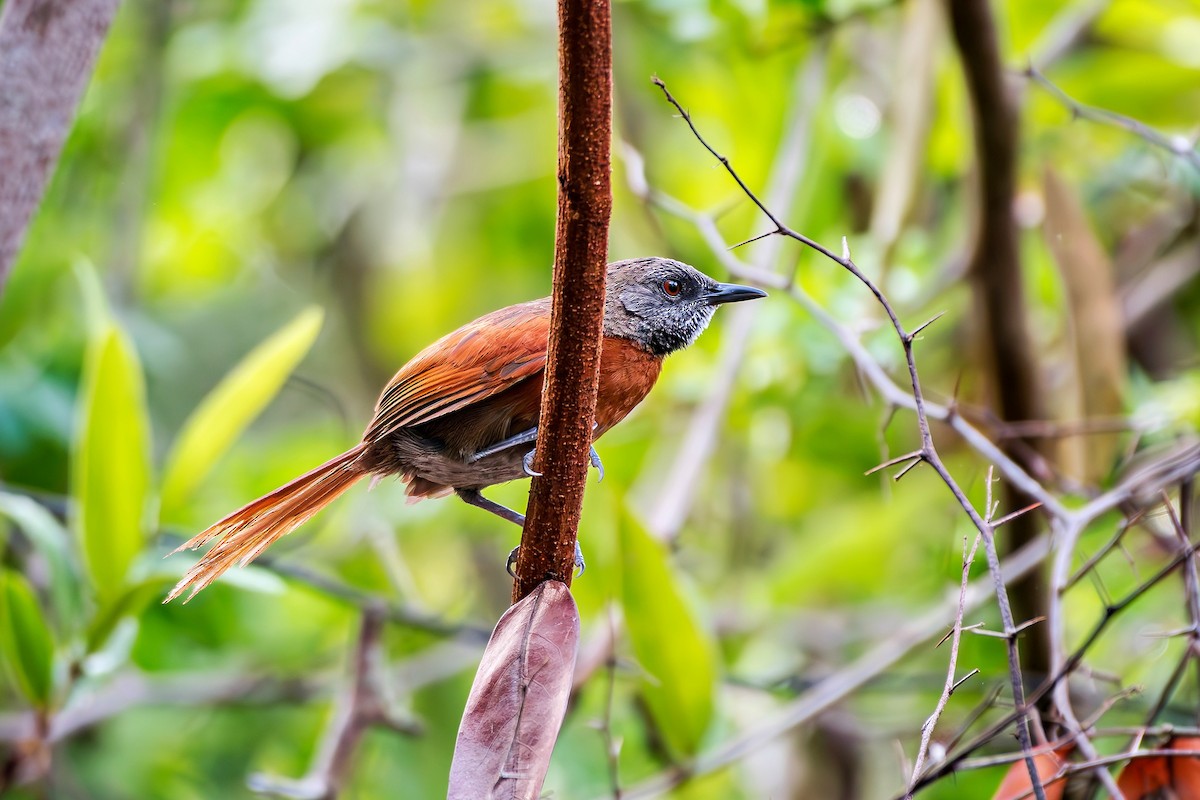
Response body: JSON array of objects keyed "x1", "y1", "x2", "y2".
[{"x1": 166, "y1": 444, "x2": 368, "y2": 603}]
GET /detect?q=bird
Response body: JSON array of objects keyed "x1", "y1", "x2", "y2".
[{"x1": 166, "y1": 257, "x2": 766, "y2": 601}]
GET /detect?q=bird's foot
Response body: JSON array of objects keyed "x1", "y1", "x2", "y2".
[
  {"x1": 523, "y1": 449, "x2": 542, "y2": 477},
  {"x1": 523, "y1": 446, "x2": 601, "y2": 481},
  {"x1": 505, "y1": 540, "x2": 586, "y2": 579},
  {"x1": 589, "y1": 446, "x2": 604, "y2": 482}
]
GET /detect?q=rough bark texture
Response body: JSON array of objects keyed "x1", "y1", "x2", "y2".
[
  {"x1": 0, "y1": 0, "x2": 121, "y2": 290},
  {"x1": 511, "y1": 0, "x2": 612, "y2": 602},
  {"x1": 947, "y1": 0, "x2": 1051, "y2": 678}
]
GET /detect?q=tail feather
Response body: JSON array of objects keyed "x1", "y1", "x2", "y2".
[{"x1": 166, "y1": 445, "x2": 368, "y2": 603}]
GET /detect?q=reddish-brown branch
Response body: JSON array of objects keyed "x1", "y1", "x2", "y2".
[
  {"x1": 0, "y1": 0, "x2": 120, "y2": 289},
  {"x1": 512, "y1": 0, "x2": 612, "y2": 601}
]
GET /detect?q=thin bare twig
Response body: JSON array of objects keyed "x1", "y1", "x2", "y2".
[
  {"x1": 908, "y1": 524, "x2": 983, "y2": 795},
  {"x1": 638, "y1": 43, "x2": 826, "y2": 543},
  {"x1": 908, "y1": 533, "x2": 1200, "y2": 797},
  {"x1": 598, "y1": 606, "x2": 623, "y2": 799},
  {"x1": 1024, "y1": 65, "x2": 1200, "y2": 171},
  {"x1": 1064, "y1": 513, "x2": 1141, "y2": 590}
]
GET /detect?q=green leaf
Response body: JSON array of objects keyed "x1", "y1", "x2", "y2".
[
  {"x1": 72, "y1": 325, "x2": 152, "y2": 599},
  {"x1": 160, "y1": 306, "x2": 324, "y2": 516},
  {"x1": 619, "y1": 515, "x2": 717, "y2": 758},
  {"x1": 0, "y1": 493, "x2": 84, "y2": 635},
  {"x1": 85, "y1": 577, "x2": 172, "y2": 656},
  {"x1": 0, "y1": 570, "x2": 56, "y2": 708}
]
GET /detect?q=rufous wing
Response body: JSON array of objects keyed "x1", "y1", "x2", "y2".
[{"x1": 364, "y1": 299, "x2": 552, "y2": 441}]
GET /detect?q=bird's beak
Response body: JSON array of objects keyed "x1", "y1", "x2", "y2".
[{"x1": 705, "y1": 282, "x2": 768, "y2": 305}]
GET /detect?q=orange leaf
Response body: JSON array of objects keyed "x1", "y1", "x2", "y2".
[
  {"x1": 1116, "y1": 736, "x2": 1200, "y2": 799},
  {"x1": 992, "y1": 747, "x2": 1072, "y2": 800}
]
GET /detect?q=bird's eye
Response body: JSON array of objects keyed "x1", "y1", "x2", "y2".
[{"x1": 661, "y1": 279, "x2": 682, "y2": 297}]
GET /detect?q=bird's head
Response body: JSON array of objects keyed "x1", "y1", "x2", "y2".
[{"x1": 603, "y1": 257, "x2": 767, "y2": 356}]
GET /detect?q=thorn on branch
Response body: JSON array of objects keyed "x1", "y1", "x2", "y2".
[
  {"x1": 865, "y1": 449, "x2": 923, "y2": 476},
  {"x1": 938, "y1": 622, "x2": 985, "y2": 648},
  {"x1": 728, "y1": 229, "x2": 779, "y2": 251},
  {"x1": 894, "y1": 458, "x2": 924, "y2": 482},
  {"x1": 951, "y1": 669, "x2": 981, "y2": 695},
  {"x1": 993, "y1": 503, "x2": 1044, "y2": 529},
  {"x1": 1008, "y1": 616, "x2": 1047, "y2": 640},
  {"x1": 967, "y1": 617, "x2": 1045, "y2": 641},
  {"x1": 908, "y1": 311, "x2": 948, "y2": 341}
]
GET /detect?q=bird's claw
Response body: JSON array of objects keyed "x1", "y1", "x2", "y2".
[
  {"x1": 523, "y1": 450, "x2": 542, "y2": 477},
  {"x1": 505, "y1": 540, "x2": 586, "y2": 579},
  {"x1": 589, "y1": 446, "x2": 604, "y2": 482}
]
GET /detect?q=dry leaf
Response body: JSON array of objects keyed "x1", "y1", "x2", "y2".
[
  {"x1": 991, "y1": 747, "x2": 1072, "y2": 800},
  {"x1": 447, "y1": 581, "x2": 580, "y2": 800},
  {"x1": 1116, "y1": 735, "x2": 1200, "y2": 799}
]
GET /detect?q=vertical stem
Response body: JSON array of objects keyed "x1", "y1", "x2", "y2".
[{"x1": 512, "y1": 0, "x2": 612, "y2": 602}]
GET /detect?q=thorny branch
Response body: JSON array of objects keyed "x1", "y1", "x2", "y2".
[
  {"x1": 641, "y1": 41, "x2": 826, "y2": 543},
  {"x1": 907, "y1": 531, "x2": 1200, "y2": 797},
  {"x1": 906, "y1": 469, "x2": 988, "y2": 796},
  {"x1": 622, "y1": 75, "x2": 1200, "y2": 799},
  {"x1": 650, "y1": 76, "x2": 1047, "y2": 798},
  {"x1": 597, "y1": 606, "x2": 624, "y2": 799}
]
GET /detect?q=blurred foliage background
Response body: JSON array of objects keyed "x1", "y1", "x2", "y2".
[{"x1": 2, "y1": 0, "x2": 1200, "y2": 797}]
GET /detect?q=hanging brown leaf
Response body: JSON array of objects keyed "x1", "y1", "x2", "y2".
[
  {"x1": 447, "y1": 580, "x2": 580, "y2": 800},
  {"x1": 1116, "y1": 736, "x2": 1200, "y2": 799},
  {"x1": 991, "y1": 746, "x2": 1072, "y2": 800}
]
